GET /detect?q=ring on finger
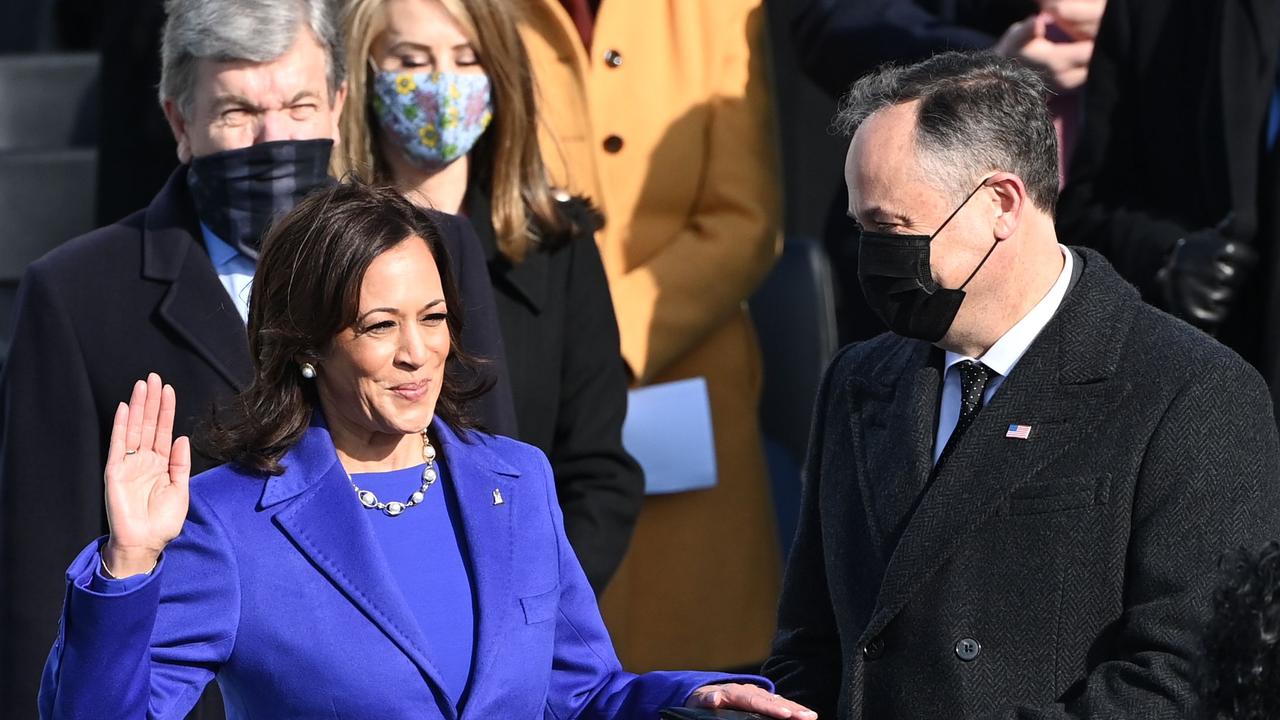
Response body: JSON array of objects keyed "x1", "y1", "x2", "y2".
[{"x1": 124, "y1": 449, "x2": 138, "y2": 456}]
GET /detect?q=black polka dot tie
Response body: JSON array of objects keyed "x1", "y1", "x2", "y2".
[{"x1": 937, "y1": 360, "x2": 996, "y2": 470}]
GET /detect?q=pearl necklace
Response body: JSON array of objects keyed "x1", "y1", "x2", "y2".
[{"x1": 348, "y1": 429, "x2": 438, "y2": 517}]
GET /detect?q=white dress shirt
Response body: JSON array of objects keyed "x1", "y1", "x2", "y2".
[
  {"x1": 200, "y1": 223, "x2": 255, "y2": 324},
  {"x1": 932, "y1": 246, "x2": 1074, "y2": 464}
]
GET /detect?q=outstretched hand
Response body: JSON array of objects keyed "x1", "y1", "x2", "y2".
[
  {"x1": 686, "y1": 683, "x2": 817, "y2": 719},
  {"x1": 102, "y1": 373, "x2": 191, "y2": 578}
]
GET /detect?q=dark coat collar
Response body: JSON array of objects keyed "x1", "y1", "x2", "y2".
[
  {"x1": 464, "y1": 185, "x2": 551, "y2": 314},
  {"x1": 139, "y1": 166, "x2": 252, "y2": 389}
]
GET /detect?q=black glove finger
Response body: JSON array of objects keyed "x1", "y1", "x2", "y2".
[
  {"x1": 1186, "y1": 301, "x2": 1228, "y2": 328},
  {"x1": 1214, "y1": 260, "x2": 1247, "y2": 287},
  {"x1": 1198, "y1": 281, "x2": 1236, "y2": 304},
  {"x1": 1219, "y1": 241, "x2": 1259, "y2": 270}
]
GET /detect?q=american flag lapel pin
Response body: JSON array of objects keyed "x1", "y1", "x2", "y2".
[{"x1": 1006, "y1": 424, "x2": 1032, "y2": 440}]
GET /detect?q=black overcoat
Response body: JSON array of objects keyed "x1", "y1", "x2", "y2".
[
  {"x1": 1058, "y1": 0, "x2": 1280, "y2": 404},
  {"x1": 765, "y1": 249, "x2": 1280, "y2": 719},
  {"x1": 465, "y1": 189, "x2": 642, "y2": 594}
]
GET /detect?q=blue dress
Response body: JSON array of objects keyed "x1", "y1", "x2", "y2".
[{"x1": 350, "y1": 460, "x2": 475, "y2": 708}]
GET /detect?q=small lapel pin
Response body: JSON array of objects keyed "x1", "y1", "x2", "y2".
[
  {"x1": 492, "y1": 488, "x2": 505, "y2": 506},
  {"x1": 1006, "y1": 424, "x2": 1032, "y2": 440}
]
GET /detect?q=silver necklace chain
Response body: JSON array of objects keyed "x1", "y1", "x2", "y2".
[{"x1": 348, "y1": 428, "x2": 438, "y2": 517}]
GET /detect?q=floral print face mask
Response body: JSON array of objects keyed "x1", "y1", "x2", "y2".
[{"x1": 371, "y1": 70, "x2": 493, "y2": 172}]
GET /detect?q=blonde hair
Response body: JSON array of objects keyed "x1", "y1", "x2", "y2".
[{"x1": 334, "y1": 0, "x2": 562, "y2": 261}]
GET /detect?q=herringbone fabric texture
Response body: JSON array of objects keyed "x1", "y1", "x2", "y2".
[{"x1": 764, "y1": 248, "x2": 1280, "y2": 719}]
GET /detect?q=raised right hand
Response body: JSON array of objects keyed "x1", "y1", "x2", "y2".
[{"x1": 102, "y1": 373, "x2": 191, "y2": 578}]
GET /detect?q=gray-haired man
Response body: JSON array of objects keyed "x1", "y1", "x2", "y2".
[
  {"x1": 0, "y1": 1, "x2": 513, "y2": 714},
  {"x1": 762, "y1": 51, "x2": 1280, "y2": 718}
]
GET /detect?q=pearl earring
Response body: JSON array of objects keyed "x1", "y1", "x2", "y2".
[{"x1": 300, "y1": 362, "x2": 317, "y2": 379}]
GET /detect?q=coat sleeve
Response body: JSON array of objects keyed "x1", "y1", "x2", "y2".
[
  {"x1": 37, "y1": 491, "x2": 240, "y2": 720},
  {"x1": 551, "y1": 234, "x2": 643, "y2": 594},
  {"x1": 760, "y1": 345, "x2": 857, "y2": 719},
  {"x1": 982, "y1": 354, "x2": 1280, "y2": 719},
  {"x1": 792, "y1": 0, "x2": 996, "y2": 99},
  {"x1": 533, "y1": 451, "x2": 770, "y2": 719},
  {"x1": 1055, "y1": 0, "x2": 1190, "y2": 302},
  {"x1": 428, "y1": 210, "x2": 519, "y2": 437},
  {"x1": 608, "y1": 0, "x2": 781, "y2": 384},
  {"x1": 0, "y1": 262, "x2": 107, "y2": 715}
]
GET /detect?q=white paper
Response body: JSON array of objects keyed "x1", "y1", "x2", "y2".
[{"x1": 623, "y1": 377, "x2": 718, "y2": 495}]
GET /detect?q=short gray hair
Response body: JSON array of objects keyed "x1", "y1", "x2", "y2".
[
  {"x1": 834, "y1": 52, "x2": 1060, "y2": 214},
  {"x1": 159, "y1": 0, "x2": 346, "y2": 114}
]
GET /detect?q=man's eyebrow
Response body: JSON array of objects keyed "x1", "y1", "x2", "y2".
[
  {"x1": 851, "y1": 206, "x2": 912, "y2": 224},
  {"x1": 210, "y1": 94, "x2": 262, "y2": 112},
  {"x1": 286, "y1": 90, "x2": 321, "y2": 105}
]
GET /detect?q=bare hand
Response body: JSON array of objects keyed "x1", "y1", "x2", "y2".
[
  {"x1": 1038, "y1": 0, "x2": 1106, "y2": 40},
  {"x1": 103, "y1": 373, "x2": 191, "y2": 577},
  {"x1": 995, "y1": 14, "x2": 1095, "y2": 92},
  {"x1": 686, "y1": 683, "x2": 817, "y2": 719}
]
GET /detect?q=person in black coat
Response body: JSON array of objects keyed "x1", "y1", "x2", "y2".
[
  {"x1": 333, "y1": 0, "x2": 644, "y2": 594},
  {"x1": 0, "y1": 1, "x2": 516, "y2": 715},
  {"x1": 1056, "y1": 0, "x2": 1280, "y2": 406},
  {"x1": 465, "y1": 185, "x2": 642, "y2": 593},
  {"x1": 763, "y1": 52, "x2": 1280, "y2": 719}
]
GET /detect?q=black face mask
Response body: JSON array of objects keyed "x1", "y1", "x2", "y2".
[
  {"x1": 856, "y1": 179, "x2": 998, "y2": 343},
  {"x1": 187, "y1": 138, "x2": 335, "y2": 260}
]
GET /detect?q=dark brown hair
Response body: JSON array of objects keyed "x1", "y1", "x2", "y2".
[{"x1": 199, "y1": 178, "x2": 488, "y2": 475}]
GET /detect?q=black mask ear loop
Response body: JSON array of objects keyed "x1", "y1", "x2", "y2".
[{"x1": 931, "y1": 176, "x2": 1000, "y2": 291}]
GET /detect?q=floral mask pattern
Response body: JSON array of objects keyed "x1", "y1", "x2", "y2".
[{"x1": 371, "y1": 70, "x2": 493, "y2": 171}]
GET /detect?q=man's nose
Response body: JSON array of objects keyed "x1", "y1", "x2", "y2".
[{"x1": 257, "y1": 110, "x2": 297, "y2": 144}]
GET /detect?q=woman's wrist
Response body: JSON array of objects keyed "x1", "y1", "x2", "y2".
[{"x1": 102, "y1": 540, "x2": 162, "y2": 579}]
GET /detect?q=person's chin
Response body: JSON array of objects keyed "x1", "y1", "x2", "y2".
[{"x1": 378, "y1": 401, "x2": 436, "y2": 433}]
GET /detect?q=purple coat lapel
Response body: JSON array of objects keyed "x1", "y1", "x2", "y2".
[{"x1": 256, "y1": 417, "x2": 520, "y2": 717}]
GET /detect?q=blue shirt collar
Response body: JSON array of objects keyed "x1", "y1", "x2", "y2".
[{"x1": 200, "y1": 222, "x2": 250, "y2": 269}]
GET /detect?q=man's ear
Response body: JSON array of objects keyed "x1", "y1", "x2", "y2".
[
  {"x1": 162, "y1": 98, "x2": 193, "y2": 164},
  {"x1": 987, "y1": 172, "x2": 1028, "y2": 241}
]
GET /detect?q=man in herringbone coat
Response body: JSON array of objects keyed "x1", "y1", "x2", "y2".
[{"x1": 763, "y1": 52, "x2": 1280, "y2": 719}]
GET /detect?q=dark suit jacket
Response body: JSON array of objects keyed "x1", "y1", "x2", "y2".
[
  {"x1": 1057, "y1": 0, "x2": 1280, "y2": 401},
  {"x1": 465, "y1": 188, "x2": 642, "y2": 594},
  {"x1": 764, "y1": 248, "x2": 1280, "y2": 719},
  {"x1": 0, "y1": 168, "x2": 515, "y2": 717}
]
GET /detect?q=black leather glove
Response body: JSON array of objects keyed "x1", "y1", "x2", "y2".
[{"x1": 1154, "y1": 225, "x2": 1257, "y2": 332}]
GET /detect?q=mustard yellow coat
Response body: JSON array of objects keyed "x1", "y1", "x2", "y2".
[{"x1": 519, "y1": 0, "x2": 783, "y2": 671}]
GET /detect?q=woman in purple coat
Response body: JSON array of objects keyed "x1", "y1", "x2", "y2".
[{"x1": 36, "y1": 181, "x2": 815, "y2": 720}]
